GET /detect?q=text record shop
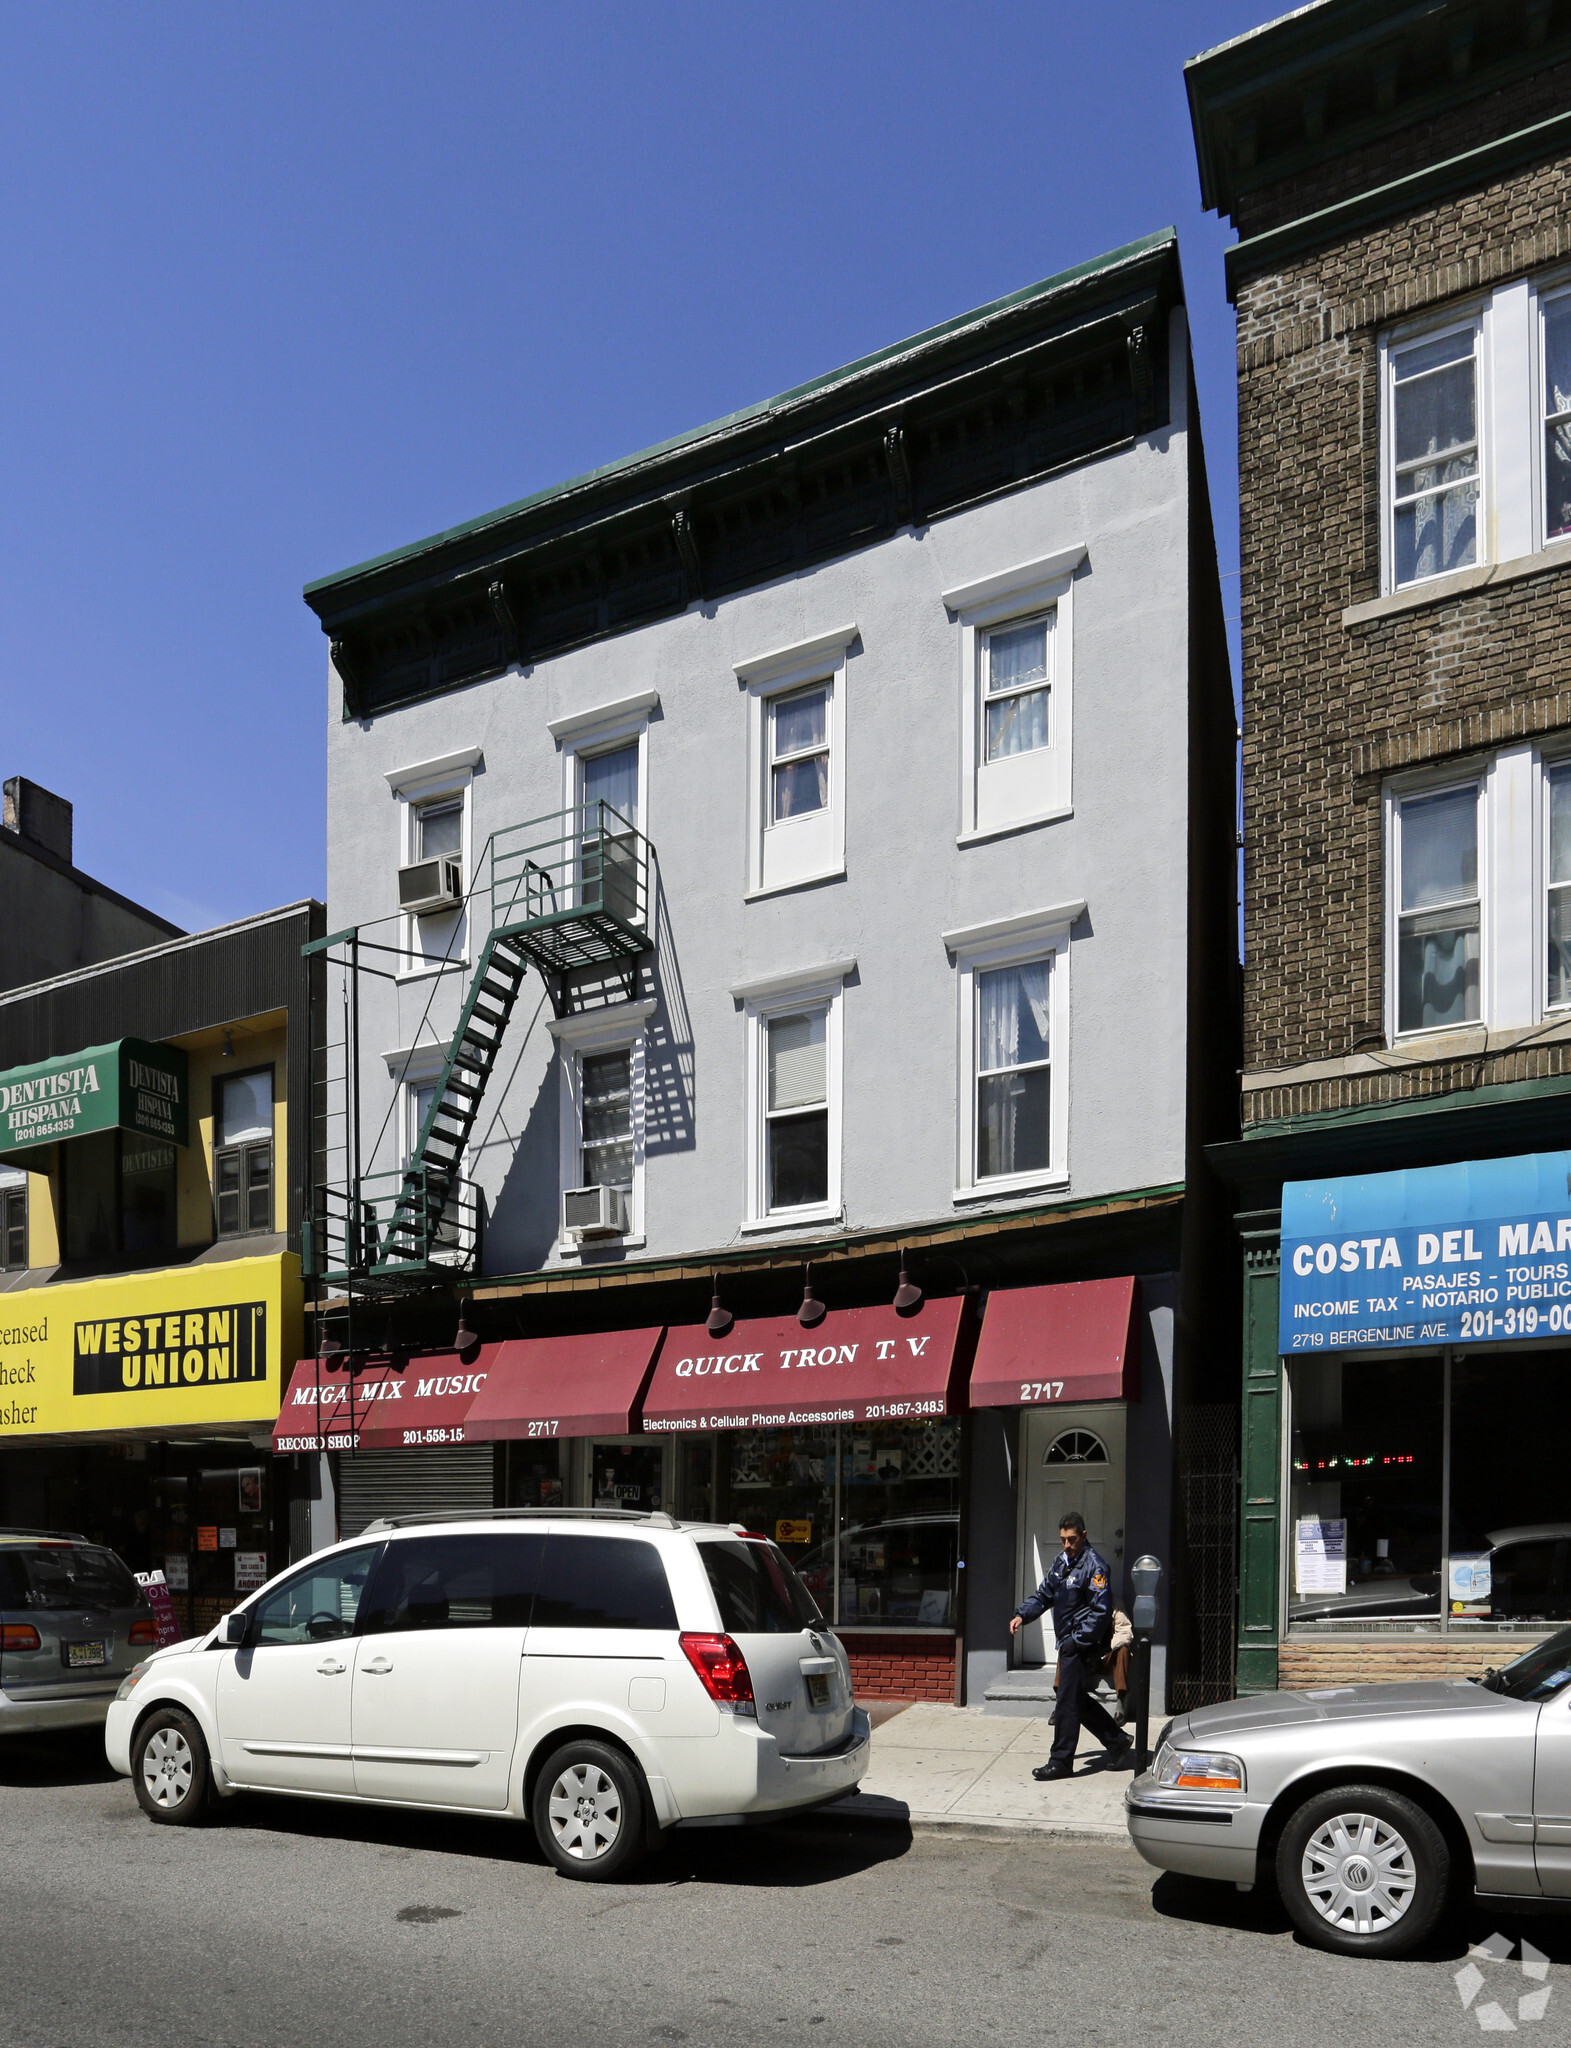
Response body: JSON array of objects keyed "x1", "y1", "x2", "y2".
[
  {"x1": 1273, "y1": 1150, "x2": 1571, "y2": 1682},
  {"x1": 279, "y1": 1276, "x2": 1162, "y2": 1705}
]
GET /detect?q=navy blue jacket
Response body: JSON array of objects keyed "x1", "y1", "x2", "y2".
[{"x1": 1016, "y1": 1542, "x2": 1114, "y2": 1654}]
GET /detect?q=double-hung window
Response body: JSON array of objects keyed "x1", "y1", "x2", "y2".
[
  {"x1": 769, "y1": 687, "x2": 830, "y2": 821},
  {"x1": 1548, "y1": 763, "x2": 1571, "y2": 1009},
  {"x1": 214, "y1": 1068, "x2": 274, "y2": 1238},
  {"x1": 580, "y1": 1050, "x2": 634, "y2": 1196},
  {"x1": 1394, "y1": 785, "x2": 1481, "y2": 1034},
  {"x1": 736, "y1": 627, "x2": 854, "y2": 898},
  {"x1": 386, "y1": 746, "x2": 481, "y2": 976},
  {"x1": 765, "y1": 1011, "x2": 829, "y2": 1211},
  {"x1": 946, "y1": 907, "x2": 1074, "y2": 1199},
  {"x1": 1388, "y1": 327, "x2": 1480, "y2": 590},
  {"x1": 982, "y1": 618, "x2": 1051, "y2": 763},
  {"x1": 975, "y1": 961, "x2": 1052, "y2": 1180},
  {"x1": 1544, "y1": 292, "x2": 1571, "y2": 545}
]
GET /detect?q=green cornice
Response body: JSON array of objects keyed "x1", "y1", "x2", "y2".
[
  {"x1": 305, "y1": 229, "x2": 1176, "y2": 604},
  {"x1": 1225, "y1": 104, "x2": 1571, "y2": 296}
]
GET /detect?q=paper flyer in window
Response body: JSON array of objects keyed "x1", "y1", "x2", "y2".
[{"x1": 1294, "y1": 1516, "x2": 1347, "y2": 1596}]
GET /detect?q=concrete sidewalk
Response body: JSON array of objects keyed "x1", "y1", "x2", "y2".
[{"x1": 824, "y1": 1701, "x2": 1137, "y2": 1840}]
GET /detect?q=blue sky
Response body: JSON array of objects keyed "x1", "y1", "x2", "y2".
[{"x1": 0, "y1": 2, "x2": 1263, "y2": 932}]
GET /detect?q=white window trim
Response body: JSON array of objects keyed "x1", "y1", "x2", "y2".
[
  {"x1": 1532, "y1": 272, "x2": 1571, "y2": 558},
  {"x1": 943, "y1": 546, "x2": 1084, "y2": 845},
  {"x1": 391, "y1": 755, "x2": 478, "y2": 980},
  {"x1": 946, "y1": 905, "x2": 1078, "y2": 1202},
  {"x1": 1380, "y1": 309, "x2": 1488, "y2": 596},
  {"x1": 1541, "y1": 743, "x2": 1571, "y2": 1014},
  {"x1": 379, "y1": 1039, "x2": 470, "y2": 1179},
  {"x1": 556, "y1": 698, "x2": 651, "y2": 845},
  {"x1": 733, "y1": 961, "x2": 849, "y2": 1232},
  {"x1": 735, "y1": 626, "x2": 856, "y2": 900},
  {"x1": 545, "y1": 998, "x2": 656, "y2": 1257},
  {"x1": 1382, "y1": 767, "x2": 1490, "y2": 1045}
]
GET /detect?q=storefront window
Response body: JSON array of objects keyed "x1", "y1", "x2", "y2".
[
  {"x1": 1288, "y1": 1352, "x2": 1443, "y2": 1627},
  {"x1": 1449, "y1": 1350, "x2": 1571, "y2": 1626},
  {"x1": 689, "y1": 1419, "x2": 961, "y2": 1630},
  {"x1": 502, "y1": 1439, "x2": 564, "y2": 1509},
  {"x1": 62, "y1": 1131, "x2": 176, "y2": 1262}
]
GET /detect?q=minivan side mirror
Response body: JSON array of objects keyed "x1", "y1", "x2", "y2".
[{"x1": 221, "y1": 1610, "x2": 249, "y2": 1647}]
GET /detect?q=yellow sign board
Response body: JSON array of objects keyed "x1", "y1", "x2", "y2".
[{"x1": 0, "y1": 1254, "x2": 301, "y2": 1438}]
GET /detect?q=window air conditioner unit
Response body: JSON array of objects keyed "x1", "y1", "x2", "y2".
[
  {"x1": 399, "y1": 856, "x2": 463, "y2": 916},
  {"x1": 562, "y1": 1184, "x2": 628, "y2": 1240}
]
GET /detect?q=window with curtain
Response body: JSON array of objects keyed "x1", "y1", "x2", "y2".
[
  {"x1": 1545, "y1": 294, "x2": 1571, "y2": 543},
  {"x1": 983, "y1": 617, "x2": 1051, "y2": 761},
  {"x1": 1396, "y1": 786, "x2": 1480, "y2": 1033},
  {"x1": 770, "y1": 686, "x2": 829, "y2": 821},
  {"x1": 580, "y1": 1049, "x2": 633, "y2": 1192},
  {"x1": 1550, "y1": 763, "x2": 1571, "y2": 1008},
  {"x1": 975, "y1": 959, "x2": 1051, "y2": 1179},
  {"x1": 580, "y1": 742, "x2": 638, "y2": 830},
  {"x1": 766, "y1": 1010, "x2": 828, "y2": 1210},
  {"x1": 1389, "y1": 327, "x2": 1479, "y2": 588}
]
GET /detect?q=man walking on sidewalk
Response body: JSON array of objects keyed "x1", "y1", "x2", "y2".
[{"x1": 1010, "y1": 1511, "x2": 1133, "y2": 1782}]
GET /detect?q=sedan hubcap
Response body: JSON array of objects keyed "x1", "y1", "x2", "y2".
[
  {"x1": 141, "y1": 1728, "x2": 194, "y2": 1810},
  {"x1": 1301, "y1": 1811, "x2": 1416, "y2": 1935},
  {"x1": 547, "y1": 1763, "x2": 622, "y2": 1861}
]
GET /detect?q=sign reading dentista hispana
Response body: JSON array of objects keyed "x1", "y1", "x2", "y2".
[{"x1": 1281, "y1": 1151, "x2": 1571, "y2": 1353}]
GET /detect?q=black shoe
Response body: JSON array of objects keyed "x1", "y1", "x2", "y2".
[
  {"x1": 1100, "y1": 1734, "x2": 1134, "y2": 1767},
  {"x1": 1032, "y1": 1761, "x2": 1073, "y2": 1782}
]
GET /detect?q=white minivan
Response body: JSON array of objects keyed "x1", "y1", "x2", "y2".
[{"x1": 104, "y1": 1508, "x2": 869, "y2": 1879}]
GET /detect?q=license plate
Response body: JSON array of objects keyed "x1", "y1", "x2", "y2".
[
  {"x1": 66, "y1": 1640, "x2": 107, "y2": 1669},
  {"x1": 806, "y1": 1673, "x2": 831, "y2": 1709}
]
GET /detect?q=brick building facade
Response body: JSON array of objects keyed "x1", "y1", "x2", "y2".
[{"x1": 1190, "y1": 0, "x2": 1571, "y2": 1690}]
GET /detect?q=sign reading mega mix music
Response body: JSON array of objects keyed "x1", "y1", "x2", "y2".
[
  {"x1": 0, "y1": 1037, "x2": 188, "y2": 1160},
  {"x1": 0, "y1": 1253, "x2": 299, "y2": 1437},
  {"x1": 1280, "y1": 1151, "x2": 1571, "y2": 1354}
]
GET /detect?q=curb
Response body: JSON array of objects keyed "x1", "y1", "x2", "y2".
[{"x1": 800, "y1": 1795, "x2": 1130, "y2": 1844}]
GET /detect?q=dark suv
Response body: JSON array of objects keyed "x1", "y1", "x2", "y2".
[{"x1": 0, "y1": 1530, "x2": 157, "y2": 1734}]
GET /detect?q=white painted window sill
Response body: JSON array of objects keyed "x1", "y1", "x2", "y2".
[
  {"x1": 952, "y1": 1173, "x2": 1069, "y2": 1205},
  {"x1": 737, "y1": 1207, "x2": 843, "y2": 1235},
  {"x1": 744, "y1": 868, "x2": 846, "y2": 903},
  {"x1": 397, "y1": 958, "x2": 470, "y2": 984},
  {"x1": 957, "y1": 807, "x2": 1072, "y2": 848},
  {"x1": 1344, "y1": 540, "x2": 1571, "y2": 627}
]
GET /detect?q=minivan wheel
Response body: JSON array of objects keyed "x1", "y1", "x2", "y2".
[
  {"x1": 1275, "y1": 1784, "x2": 1449, "y2": 1958},
  {"x1": 531, "y1": 1741, "x2": 648, "y2": 1882},
  {"x1": 132, "y1": 1708, "x2": 216, "y2": 1827}
]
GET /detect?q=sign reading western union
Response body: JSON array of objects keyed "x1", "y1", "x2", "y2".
[
  {"x1": 0, "y1": 1037, "x2": 189, "y2": 1161},
  {"x1": 0, "y1": 1254, "x2": 298, "y2": 1436}
]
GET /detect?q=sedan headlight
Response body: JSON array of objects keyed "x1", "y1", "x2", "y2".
[
  {"x1": 1151, "y1": 1743, "x2": 1245, "y2": 1792},
  {"x1": 115, "y1": 1661, "x2": 151, "y2": 1704}
]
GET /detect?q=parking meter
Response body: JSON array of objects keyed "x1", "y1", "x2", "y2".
[{"x1": 1128, "y1": 1555, "x2": 1162, "y2": 1772}]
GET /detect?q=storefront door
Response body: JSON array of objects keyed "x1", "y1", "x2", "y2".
[
  {"x1": 1015, "y1": 1404, "x2": 1126, "y2": 1666},
  {"x1": 589, "y1": 1441, "x2": 667, "y2": 1513}
]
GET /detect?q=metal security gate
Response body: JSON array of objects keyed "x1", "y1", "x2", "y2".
[{"x1": 335, "y1": 1444, "x2": 496, "y2": 1540}]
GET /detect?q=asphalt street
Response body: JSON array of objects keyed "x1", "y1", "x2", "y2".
[{"x1": 1, "y1": 1731, "x2": 1568, "y2": 2048}]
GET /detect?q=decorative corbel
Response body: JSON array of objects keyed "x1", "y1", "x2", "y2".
[
  {"x1": 330, "y1": 638, "x2": 362, "y2": 718},
  {"x1": 883, "y1": 422, "x2": 914, "y2": 527},
  {"x1": 488, "y1": 579, "x2": 522, "y2": 665},
  {"x1": 1124, "y1": 318, "x2": 1156, "y2": 433},
  {"x1": 670, "y1": 499, "x2": 703, "y2": 598}
]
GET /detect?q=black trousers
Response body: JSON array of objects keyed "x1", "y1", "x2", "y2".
[{"x1": 1050, "y1": 1645, "x2": 1122, "y2": 1767}]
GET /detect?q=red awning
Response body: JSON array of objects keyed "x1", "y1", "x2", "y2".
[
  {"x1": 272, "y1": 1348, "x2": 494, "y2": 1453},
  {"x1": 967, "y1": 1277, "x2": 1141, "y2": 1410},
  {"x1": 639, "y1": 1298, "x2": 973, "y2": 1434},
  {"x1": 464, "y1": 1328, "x2": 665, "y2": 1442}
]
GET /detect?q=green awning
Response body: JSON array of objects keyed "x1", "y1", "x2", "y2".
[{"x1": 0, "y1": 1038, "x2": 189, "y2": 1161}]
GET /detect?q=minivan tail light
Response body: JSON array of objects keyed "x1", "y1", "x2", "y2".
[
  {"x1": 679, "y1": 1632, "x2": 756, "y2": 1712},
  {"x1": 0, "y1": 1625, "x2": 41, "y2": 1652},
  {"x1": 128, "y1": 1620, "x2": 158, "y2": 1646}
]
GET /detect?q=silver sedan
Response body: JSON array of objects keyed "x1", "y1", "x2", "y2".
[{"x1": 1126, "y1": 1629, "x2": 1571, "y2": 1957}]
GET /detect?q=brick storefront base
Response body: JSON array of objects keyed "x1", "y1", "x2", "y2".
[
  {"x1": 836, "y1": 1632, "x2": 957, "y2": 1703},
  {"x1": 1278, "y1": 1637, "x2": 1543, "y2": 1688}
]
